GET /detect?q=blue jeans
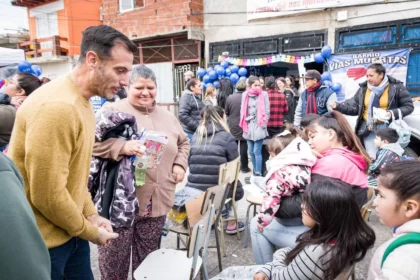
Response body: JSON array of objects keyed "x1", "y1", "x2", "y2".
[
  {"x1": 250, "y1": 216, "x2": 308, "y2": 264},
  {"x1": 186, "y1": 132, "x2": 194, "y2": 143},
  {"x1": 247, "y1": 139, "x2": 264, "y2": 175},
  {"x1": 49, "y1": 237, "x2": 94, "y2": 280}
]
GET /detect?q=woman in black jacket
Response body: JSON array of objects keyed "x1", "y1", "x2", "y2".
[
  {"x1": 331, "y1": 62, "x2": 414, "y2": 158},
  {"x1": 225, "y1": 80, "x2": 250, "y2": 173},
  {"x1": 174, "y1": 105, "x2": 244, "y2": 234},
  {"x1": 178, "y1": 78, "x2": 205, "y2": 142}
]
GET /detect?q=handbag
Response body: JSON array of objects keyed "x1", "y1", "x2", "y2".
[
  {"x1": 357, "y1": 121, "x2": 371, "y2": 138},
  {"x1": 389, "y1": 109, "x2": 411, "y2": 148}
]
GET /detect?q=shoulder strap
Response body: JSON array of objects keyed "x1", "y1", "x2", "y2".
[{"x1": 381, "y1": 232, "x2": 420, "y2": 268}]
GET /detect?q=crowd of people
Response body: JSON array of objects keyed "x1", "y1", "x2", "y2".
[{"x1": 0, "y1": 24, "x2": 420, "y2": 280}]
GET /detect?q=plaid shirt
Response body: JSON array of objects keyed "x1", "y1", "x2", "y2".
[{"x1": 267, "y1": 88, "x2": 288, "y2": 127}]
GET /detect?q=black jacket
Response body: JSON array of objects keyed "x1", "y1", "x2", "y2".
[
  {"x1": 178, "y1": 90, "x2": 205, "y2": 134},
  {"x1": 225, "y1": 90, "x2": 244, "y2": 140},
  {"x1": 186, "y1": 125, "x2": 239, "y2": 191},
  {"x1": 335, "y1": 75, "x2": 414, "y2": 134}
]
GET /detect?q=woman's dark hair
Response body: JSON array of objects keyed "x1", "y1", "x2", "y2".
[
  {"x1": 378, "y1": 160, "x2": 420, "y2": 203},
  {"x1": 235, "y1": 80, "x2": 247, "y2": 92},
  {"x1": 186, "y1": 78, "x2": 200, "y2": 92},
  {"x1": 301, "y1": 113, "x2": 321, "y2": 128},
  {"x1": 368, "y1": 62, "x2": 386, "y2": 76},
  {"x1": 285, "y1": 75, "x2": 295, "y2": 87},
  {"x1": 247, "y1": 75, "x2": 259, "y2": 86},
  {"x1": 217, "y1": 78, "x2": 233, "y2": 109},
  {"x1": 285, "y1": 179, "x2": 376, "y2": 280},
  {"x1": 16, "y1": 73, "x2": 43, "y2": 96},
  {"x1": 308, "y1": 111, "x2": 370, "y2": 171},
  {"x1": 265, "y1": 76, "x2": 276, "y2": 89},
  {"x1": 376, "y1": 128, "x2": 399, "y2": 144},
  {"x1": 79, "y1": 25, "x2": 138, "y2": 63},
  {"x1": 268, "y1": 127, "x2": 299, "y2": 155},
  {"x1": 275, "y1": 77, "x2": 286, "y2": 91}
]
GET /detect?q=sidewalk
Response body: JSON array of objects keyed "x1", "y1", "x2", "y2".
[{"x1": 90, "y1": 170, "x2": 392, "y2": 279}]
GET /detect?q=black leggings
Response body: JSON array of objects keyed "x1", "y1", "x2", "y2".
[{"x1": 236, "y1": 140, "x2": 249, "y2": 171}]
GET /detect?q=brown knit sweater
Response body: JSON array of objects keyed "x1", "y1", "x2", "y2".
[
  {"x1": 8, "y1": 75, "x2": 99, "y2": 248},
  {"x1": 93, "y1": 98, "x2": 190, "y2": 217}
]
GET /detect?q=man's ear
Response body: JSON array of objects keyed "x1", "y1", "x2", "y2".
[
  {"x1": 404, "y1": 199, "x2": 420, "y2": 220},
  {"x1": 85, "y1": 51, "x2": 99, "y2": 70}
]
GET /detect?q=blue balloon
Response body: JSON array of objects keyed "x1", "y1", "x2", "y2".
[
  {"x1": 230, "y1": 73, "x2": 239, "y2": 84},
  {"x1": 321, "y1": 45, "x2": 332, "y2": 59},
  {"x1": 314, "y1": 53, "x2": 324, "y2": 63},
  {"x1": 321, "y1": 72, "x2": 332, "y2": 82},
  {"x1": 18, "y1": 60, "x2": 32, "y2": 74},
  {"x1": 208, "y1": 70, "x2": 218, "y2": 80},
  {"x1": 331, "y1": 83, "x2": 342, "y2": 92},
  {"x1": 203, "y1": 74, "x2": 210, "y2": 83},
  {"x1": 323, "y1": 80, "x2": 332, "y2": 88},
  {"x1": 197, "y1": 68, "x2": 206, "y2": 78},
  {"x1": 239, "y1": 76, "x2": 247, "y2": 81},
  {"x1": 213, "y1": 80, "x2": 220, "y2": 89},
  {"x1": 238, "y1": 67, "x2": 248, "y2": 77},
  {"x1": 206, "y1": 83, "x2": 214, "y2": 88},
  {"x1": 216, "y1": 67, "x2": 225, "y2": 76},
  {"x1": 230, "y1": 65, "x2": 239, "y2": 73},
  {"x1": 220, "y1": 60, "x2": 229, "y2": 69},
  {"x1": 31, "y1": 65, "x2": 42, "y2": 76},
  {"x1": 206, "y1": 67, "x2": 214, "y2": 74},
  {"x1": 225, "y1": 68, "x2": 232, "y2": 76}
]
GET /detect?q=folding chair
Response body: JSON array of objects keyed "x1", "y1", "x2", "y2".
[
  {"x1": 169, "y1": 183, "x2": 228, "y2": 272},
  {"x1": 243, "y1": 194, "x2": 264, "y2": 248},
  {"x1": 361, "y1": 186, "x2": 376, "y2": 222},
  {"x1": 134, "y1": 204, "x2": 215, "y2": 280},
  {"x1": 218, "y1": 157, "x2": 241, "y2": 256}
]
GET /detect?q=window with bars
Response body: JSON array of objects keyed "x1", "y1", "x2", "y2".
[{"x1": 119, "y1": 0, "x2": 144, "y2": 13}]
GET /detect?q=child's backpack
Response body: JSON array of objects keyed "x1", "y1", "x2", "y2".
[{"x1": 381, "y1": 232, "x2": 420, "y2": 268}]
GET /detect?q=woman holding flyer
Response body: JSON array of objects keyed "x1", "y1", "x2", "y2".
[{"x1": 92, "y1": 65, "x2": 190, "y2": 280}]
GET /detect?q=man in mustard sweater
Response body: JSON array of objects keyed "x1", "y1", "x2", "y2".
[{"x1": 8, "y1": 25, "x2": 138, "y2": 280}]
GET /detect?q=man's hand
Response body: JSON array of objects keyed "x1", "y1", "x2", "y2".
[
  {"x1": 94, "y1": 227, "x2": 119, "y2": 246},
  {"x1": 121, "y1": 140, "x2": 146, "y2": 156},
  {"x1": 254, "y1": 273, "x2": 268, "y2": 280},
  {"x1": 172, "y1": 164, "x2": 185, "y2": 184},
  {"x1": 87, "y1": 214, "x2": 113, "y2": 233},
  {"x1": 257, "y1": 224, "x2": 265, "y2": 233}
]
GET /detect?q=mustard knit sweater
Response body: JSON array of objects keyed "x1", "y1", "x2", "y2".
[{"x1": 8, "y1": 75, "x2": 99, "y2": 248}]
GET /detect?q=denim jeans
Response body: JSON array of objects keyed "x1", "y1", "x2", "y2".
[
  {"x1": 49, "y1": 237, "x2": 94, "y2": 280},
  {"x1": 247, "y1": 139, "x2": 264, "y2": 175},
  {"x1": 250, "y1": 216, "x2": 308, "y2": 264},
  {"x1": 363, "y1": 123, "x2": 389, "y2": 159}
]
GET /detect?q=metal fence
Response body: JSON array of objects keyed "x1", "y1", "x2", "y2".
[{"x1": 173, "y1": 63, "x2": 199, "y2": 101}]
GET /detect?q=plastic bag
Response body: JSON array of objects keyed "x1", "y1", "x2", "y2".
[{"x1": 389, "y1": 109, "x2": 411, "y2": 148}]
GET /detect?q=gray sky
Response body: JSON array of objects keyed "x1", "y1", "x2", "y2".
[{"x1": 0, "y1": 0, "x2": 29, "y2": 34}]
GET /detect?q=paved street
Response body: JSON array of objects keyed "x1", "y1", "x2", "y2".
[{"x1": 90, "y1": 170, "x2": 392, "y2": 280}]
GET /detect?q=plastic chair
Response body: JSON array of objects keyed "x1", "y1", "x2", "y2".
[
  {"x1": 218, "y1": 157, "x2": 241, "y2": 256},
  {"x1": 134, "y1": 204, "x2": 215, "y2": 280},
  {"x1": 169, "y1": 183, "x2": 228, "y2": 272},
  {"x1": 243, "y1": 194, "x2": 264, "y2": 248}
]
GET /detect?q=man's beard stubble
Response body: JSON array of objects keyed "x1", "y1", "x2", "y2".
[{"x1": 88, "y1": 65, "x2": 107, "y2": 98}]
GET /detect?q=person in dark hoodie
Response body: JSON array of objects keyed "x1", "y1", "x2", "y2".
[
  {"x1": 0, "y1": 152, "x2": 51, "y2": 279},
  {"x1": 178, "y1": 78, "x2": 205, "y2": 142},
  {"x1": 307, "y1": 111, "x2": 371, "y2": 208},
  {"x1": 174, "y1": 105, "x2": 245, "y2": 234},
  {"x1": 368, "y1": 128, "x2": 404, "y2": 186},
  {"x1": 331, "y1": 62, "x2": 414, "y2": 159}
]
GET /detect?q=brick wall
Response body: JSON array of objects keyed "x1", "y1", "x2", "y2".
[{"x1": 102, "y1": 0, "x2": 203, "y2": 39}]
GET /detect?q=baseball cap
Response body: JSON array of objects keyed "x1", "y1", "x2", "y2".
[{"x1": 304, "y1": 70, "x2": 321, "y2": 80}]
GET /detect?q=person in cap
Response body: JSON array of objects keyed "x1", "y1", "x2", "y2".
[{"x1": 293, "y1": 70, "x2": 336, "y2": 127}]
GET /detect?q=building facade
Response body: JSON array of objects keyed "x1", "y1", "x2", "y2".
[
  {"x1": 102, "y1": 0, "x2": 205, "y2": 102},
  {"x1": 204, "y1": 0, "x2": 420, "y2": 96}
]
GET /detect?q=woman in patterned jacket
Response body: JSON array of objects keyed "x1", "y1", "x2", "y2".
[{"x1": 250, "y1": 127, "x2": 317, "y2": 264}]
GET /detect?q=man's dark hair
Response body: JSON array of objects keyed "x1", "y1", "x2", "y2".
[
  {"x1": 265, "y1": 76, "x2": 276, "y2": 89},
  {"x1": 376, "y1": 128, "x2": 399, "y2": 144},
  {"x1": 78, "y1": 25, "x2": 138, "y2": 63}
]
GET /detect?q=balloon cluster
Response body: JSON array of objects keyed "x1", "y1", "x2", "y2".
[
  {"x1": 17, "y1": 61, "x2": 43, "y2": 77},
  {"x1": 314, "y1": 45, "x2": 332, "y2": 64},
  {"x1": 321, "y1": 70, "x2": 342, "y2": 93},
  {"x1": 196, "y1": 61, "x2": 248, "y2": 90}
]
